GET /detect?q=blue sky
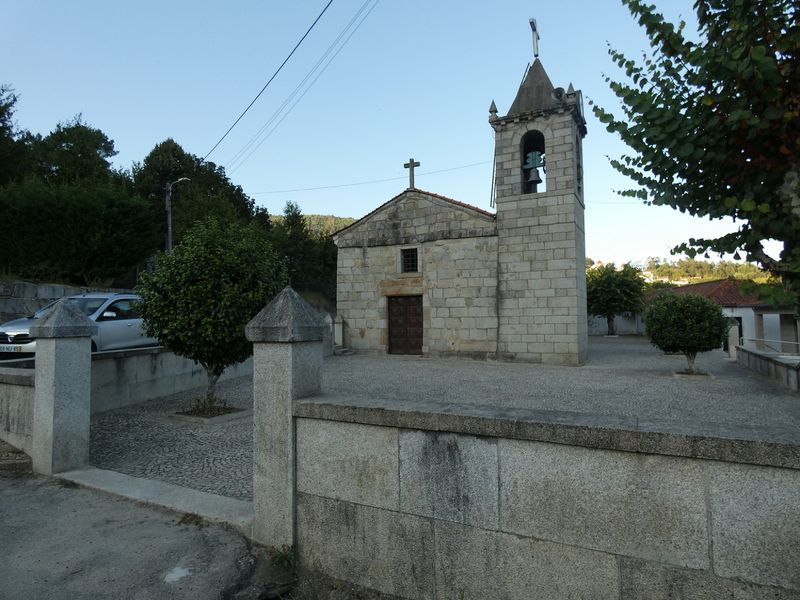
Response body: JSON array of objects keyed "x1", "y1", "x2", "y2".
[{"x1": 4, "y1": 0, "x2": 742, "y2": 265}]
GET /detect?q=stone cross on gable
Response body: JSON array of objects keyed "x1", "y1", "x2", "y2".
[{"x1": 404, "y1": 158, "x2": 420, "y2": 189}]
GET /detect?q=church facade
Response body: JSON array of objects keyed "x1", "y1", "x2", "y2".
[{"x1": 333, "y1": 36, "x2": 588, "y2": 365}]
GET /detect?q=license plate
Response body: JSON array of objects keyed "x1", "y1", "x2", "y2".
[{"x1": 0, "y1": 345, "x2": 24, "y2": 353}]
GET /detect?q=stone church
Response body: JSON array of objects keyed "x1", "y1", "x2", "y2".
[{"x1": 333, "y1": 24, "x2": 588, "y2": 365}]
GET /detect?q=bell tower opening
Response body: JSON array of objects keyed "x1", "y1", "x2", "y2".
[{"x1": 521, "y1": 130, "x2": 546, "y2": 194}]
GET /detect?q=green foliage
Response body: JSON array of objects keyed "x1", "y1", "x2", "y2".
[
  {"x1": 136, "y1": 218, "x2": 286, "y2": 405},
  {"x1": 586, "y1": 263, "x2": 646, "y2": 334},
  {"x1": 0, "y1": 85, "x2": 22, "y2": 186},
  {"x1": 272, "y1": 213, "x2": 356, "y2": 237},
  {"x1": 647, "y1": 280, "x2": 677, "y2": 291},
  {"x1": 644, "y1": 293, "x2": 730, "y2": 373},
  {"x1": 0, "y1": 178, "x2": 159, "y2": 285},
  {"x1": 269, "y1": 202, "x2": 338, "y2": 303},
  {"x1": 0, "y1": 85, "x2": 38, "y2": 187},
  {"x1": 36, "y1": 116, "x2": 118, "y2": 183},
  {"x1": 595, "y1": 0, "x2": 800, "y2": 300},
  {"x1": 133, "y1": 139, "x2": 258, "y2": 247},
  {"x1": 645, "y1": 257, "x2": 772, "y2": 283},
  {"x1": 270, "y1": 544, "x2": 296, "y2": 568}
]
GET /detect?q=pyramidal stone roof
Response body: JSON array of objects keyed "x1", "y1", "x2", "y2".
[
  {"x1": 507, "y1": 59, "x2": 560, "y2": 116},
  {"x1": 29, "y1": 299, "x2": 97, "y2": 338},
  {"x1": 245, "y1": 286, "x2": 324, "y2": 343}
]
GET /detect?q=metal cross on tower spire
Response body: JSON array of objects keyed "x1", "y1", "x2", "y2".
[
  {"x1": 530, "y1": 18, "x2": 540, "y2": 58},
  {"x1": 404, "y1": 158, "x2": 420, "y2": 189}
]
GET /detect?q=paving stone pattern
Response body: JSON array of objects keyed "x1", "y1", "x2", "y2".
[
  {"x1": 91, "y1": 378, "x2": 254, "y2": 500},
  {"x1": 91, "y1": 337, "x2": 800, "y2": 501}
]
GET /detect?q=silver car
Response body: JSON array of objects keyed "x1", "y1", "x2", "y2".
[{"x1": 0, "y1": 293, "x2": 157, "y2": 357}]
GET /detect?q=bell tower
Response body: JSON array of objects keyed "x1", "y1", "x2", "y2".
[{"x1": 489, "y1": 19, "x2": 588, "y2": 365}]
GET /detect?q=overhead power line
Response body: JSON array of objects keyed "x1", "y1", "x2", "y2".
[
  {"x1": 251, "y1": 160, "x2": 492, "y2": 194},
  {"x1": 202, "y1": 0, "x2": 334, "y2": 161},
  {"x1": 226, "y1": 0, "x2": 380, "y2": 174}
]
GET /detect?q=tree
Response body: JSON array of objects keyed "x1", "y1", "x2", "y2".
[
  {"x1": 133, "y1": 139, "x2": 257, "y2": 247},
  {"x1": 269, "y1": 202, "x2": 339, "y2": 303},
  {"x1": 0, "y1": 85, "x2": 19, "y2": 185},
  {"x1": 645, "y1": 256, "x2": 773, "y2": 283},
  {"x1": 37, "y1": 116, "x2": 119, "y2": 183},
  {"x1": 0, "y1": 85, "x2": 35, "y2": 186},
  {"x1": 270, "y1": 201, "x2": 312, "y2": 289},
  {"x1": 0, "y1": 178, "x2": 158, "y2": 285},
  {"x1": 586, "y1": 263, "x2": 646, "y2": 334},
  {"x1": 136, "y1": 218, "x2": 286, "y2": 409},
  {"x1": 594, "y1": 0, "x2": 800, "y2": 302},
  {"x1": 644, "y1": 293, "x2": 730, "y2": 373}
]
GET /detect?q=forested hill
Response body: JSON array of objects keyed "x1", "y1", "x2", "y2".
[{"x1": 270, "y1": 214, "x2": 356, "y2": 237}]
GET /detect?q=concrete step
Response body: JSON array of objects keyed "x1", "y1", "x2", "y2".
[
  {"x1": 0, "y1": 439, "x2": 32, "y2": 473},
  {"x1": 333, "y1": 346, "x2": 353, "y2": 356},
  {"x1": 57, "y1": 467, "x2": 254, "y2": 536}
]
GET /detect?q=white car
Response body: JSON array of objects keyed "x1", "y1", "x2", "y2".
[{"x1": 0, "y1": 293, "x2": 157, "y2": 357}]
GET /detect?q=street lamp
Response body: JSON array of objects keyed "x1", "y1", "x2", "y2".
[{"x1": 165, "y1": 177, "x2": 190, "y2": 251}]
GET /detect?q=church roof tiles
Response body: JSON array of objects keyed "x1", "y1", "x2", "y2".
[{"x1": 652, "y1": 279, "x2": 762, "y2": 308}]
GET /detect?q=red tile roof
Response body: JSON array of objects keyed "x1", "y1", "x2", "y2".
[{"x1": 665, "y1": 279, "x2": 762, "y2": 307}]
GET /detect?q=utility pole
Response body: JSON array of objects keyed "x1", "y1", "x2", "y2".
[{"x1": 165, "y1": 177, "x2": 190, "y2": 251}]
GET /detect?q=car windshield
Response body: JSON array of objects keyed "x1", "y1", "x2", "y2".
[
  {"x1": 65, "y1": 298, "x2": 106, "y2": 316},
  {"x1": 33, "y1": 298, "x2": 107, "y2": 318},
  {"x1": 30, "y1": 298, "x2": 106, "y2": 319}
]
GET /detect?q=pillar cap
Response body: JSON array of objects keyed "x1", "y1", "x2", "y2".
[
  {"x1": 246, "y1": 286, "x2": 324, "y2": 343},
  {"x1": 29, "y1": 300, "x2": 98, "y2": 339}
]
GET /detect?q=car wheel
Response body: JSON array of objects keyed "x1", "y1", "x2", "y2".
[{"x1": 91, "y1": 341, "x2": 97, "y2": 353}]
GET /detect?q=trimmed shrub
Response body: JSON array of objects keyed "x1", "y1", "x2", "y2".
[{"x1": 644, "y1": 293, "x2": 730, "y2": 374}]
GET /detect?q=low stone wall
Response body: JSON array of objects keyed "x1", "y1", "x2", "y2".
[
  {"x1": 91, "y1": 347, "x2": 252, "y2": 413},
  {"x1": 0, "y1": 280, "x2": 123, "y2": 323},
  {"x1": 293, "y1": 398, "x2": 800, "y2": 599},
  {"x1": 0, "y1": 348, "x2": 254, "y2": 454},
  {"x1": 588, "y1": 313, "x2": 644, "y2": 336},
  {"x1": 0, "y1": 368, "x2": 34, "y2": 454},
  {"x1": 737, "y1": 346, "x2": 800, "y2": 392}
]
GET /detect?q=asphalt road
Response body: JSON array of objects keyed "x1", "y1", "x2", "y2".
[{"x1": 0, "y1": 473, "x2": 256, "y2": 600}]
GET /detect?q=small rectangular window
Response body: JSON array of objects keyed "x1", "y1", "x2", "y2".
[{"x1": 401, "y1": 248, "x2": 418, "y2": 273}]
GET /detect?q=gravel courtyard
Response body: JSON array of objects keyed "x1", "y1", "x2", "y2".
[{"x1": 90, "y1": 336, "x2": 800, "y2": 501}]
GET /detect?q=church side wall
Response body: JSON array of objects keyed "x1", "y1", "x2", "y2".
[{"x1": 336, "y1": 236, "x2": 498, "y2": 357}]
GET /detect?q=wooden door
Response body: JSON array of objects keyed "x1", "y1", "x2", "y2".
[{"x1": 388, "y1": 295, "x2": 423, "y2": 355}]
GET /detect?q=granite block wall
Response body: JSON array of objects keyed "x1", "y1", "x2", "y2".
[
  {"x1": 492, "y1": 110, "x2": 588, "y2": 365},
  {"x1": 0, "y1": 369, "x2": 34, "y2": 453},
  {"x1": 294, "y1": 416, "x2": 800, "y2": 599},
  {"x1": 336, "y1": 236, "x2": 498, "y2": 357}
]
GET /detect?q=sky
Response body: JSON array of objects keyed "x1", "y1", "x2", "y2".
[{"x1": 3, "y1": 0, "x2": 746, "y2": 266}]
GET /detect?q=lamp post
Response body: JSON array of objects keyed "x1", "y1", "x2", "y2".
[{"x1": 165, "y1": 177, "x2": 190, "y2": 251}]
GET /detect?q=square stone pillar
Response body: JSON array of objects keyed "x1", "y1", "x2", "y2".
[
  {"x1": 779, "y1": 313, "x2": 798, "y2": 354},
  {"x1": 334, "y1": 314, "x2": 344, "y2": 347},
  {"x1": 246, "y1": 286, "x2": 324, "y2": 548},
  {"x1": 323, "y1": 314, "x2": 334, "y2": 356},
  {"x1": 755, "y1": 313, "x2": 765, "y2": 350},
  {"x1": 727, "y1": 324, "x2": 739, "y2": 360},
  {"x1": 30, "y1": 301, "x2": 97, "y2": 475}
]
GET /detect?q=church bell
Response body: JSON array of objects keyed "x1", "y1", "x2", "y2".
[{"x1": 527, "y1": 168, "x2": 543, "y2": 185}]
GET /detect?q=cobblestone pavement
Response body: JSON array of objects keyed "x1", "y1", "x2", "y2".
[
  {"x1": 90, "y1": 378, "x2": 254, "y2": 500},
  {"x1": 91, "y1": 337, "x2": 800, "y2": 500}
]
